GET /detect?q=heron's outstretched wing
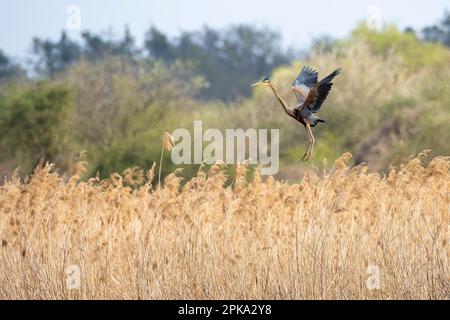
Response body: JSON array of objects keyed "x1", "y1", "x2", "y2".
[
  {"x1": 293, "y1": 66, "x2": 318, "y2": 88},
  {"x1": 300, "y1": 68, "x2": 341, "y2": 113},
  {"x1": 292, "y1": 66, "x2": 318, "y2": 106}
]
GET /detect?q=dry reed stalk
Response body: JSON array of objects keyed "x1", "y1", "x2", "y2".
[{"x1": 0, "y1": 153, "x2": 448, "y2": 299}]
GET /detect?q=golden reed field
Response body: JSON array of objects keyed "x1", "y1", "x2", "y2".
[{"x1": 0, "y1": 151, "x2": 449, "y2": 299}]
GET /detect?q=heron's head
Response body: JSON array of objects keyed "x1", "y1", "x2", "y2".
[{"x1": 251, "y1": 77, "x2": 270, "y2": 87}]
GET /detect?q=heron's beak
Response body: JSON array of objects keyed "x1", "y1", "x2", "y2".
[{"x1": 251, "y1": 81, "x2": 263, "y2": 87}]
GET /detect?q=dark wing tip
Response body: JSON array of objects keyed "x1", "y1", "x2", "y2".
[
  {"x1": 304, "y1": 65, "x2": 319, "y2": 75},
  {"x1": 293, "y1": 66, "x2": 319, "y2": 87}
]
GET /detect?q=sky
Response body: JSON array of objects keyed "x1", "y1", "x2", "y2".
[{"x1": 0, "y1": 0, "x2": 448, "y2": 59}]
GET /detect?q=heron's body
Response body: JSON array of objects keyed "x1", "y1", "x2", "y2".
[
  {"x1": 252, "y1": 66, "x2": 341, "y2": 160},
  {"x1": 294, "y1": 108, "x2": 324, "y2": 127}
]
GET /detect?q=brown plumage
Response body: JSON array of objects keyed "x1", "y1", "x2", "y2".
[{"x1": 251, "y1": 66, "x2": 341, "y2": 161}]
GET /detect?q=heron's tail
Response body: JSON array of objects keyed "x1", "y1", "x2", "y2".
[
  {"x1": 309, "y1": 115, "x2": 325, "y2": 127},
  {"x1": 319, "y1": 68, "x2": 341, "y2": 84}
]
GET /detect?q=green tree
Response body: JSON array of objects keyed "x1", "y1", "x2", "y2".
[
  {"x1": 0, "y1": 49, "x2": 25, "y2": 83},
  {"x1": 64, "y1": 57, "x2": 205, "y2": 177},
  {"x1": 0, "y1": 81, "x2": 73, "y2": 172},
  {"x1": 144, "y1": 24, "x2": 293, "y2": 100},
  {"x1": 32, "y1": 31, "x2": 81, "y2": 76},
  {"x1": 422, "y1": 11, "x2": 450, "y2": 47}
]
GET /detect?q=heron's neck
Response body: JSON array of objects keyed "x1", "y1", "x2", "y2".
[{"x1": 267, "y1": 82, "x2": 294, "y2": 117}]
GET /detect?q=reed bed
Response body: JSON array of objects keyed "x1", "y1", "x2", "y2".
[{"x1": 0, "y1": 152, "x2": 448, "y2": 299}]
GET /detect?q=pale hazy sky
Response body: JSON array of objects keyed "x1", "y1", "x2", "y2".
[{"x1": 1, "y1": 0, "x2": 448, "y2": 58}]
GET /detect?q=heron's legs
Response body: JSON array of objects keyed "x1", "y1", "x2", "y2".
[
  {"x1": 301, "y1": 140, "x2": 311, "y2": 161},
  {"x1": 307, "y1": 124, "x2": 315, "y2": 161},
  {"x1": 301, "y1": 123, "x2": 315, "y2": 161}
]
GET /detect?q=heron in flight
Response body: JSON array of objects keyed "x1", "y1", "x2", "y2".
[{"x1": 252, "y1": 66, "x2": 341, "y2": 161}]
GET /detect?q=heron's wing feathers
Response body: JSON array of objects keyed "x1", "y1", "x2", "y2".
[
  {"x1": 293, "y1": 66, "x2": 318, "y2": 88},
  {"x1": 292, "y1": 66, "x2": 318, "y2": 105},
  {"x1": 292, "y1": 84, "x2": 310, "y2": 106},
  {"x1": 300, "y1": 68, "x2": 341, "y2": 113}
]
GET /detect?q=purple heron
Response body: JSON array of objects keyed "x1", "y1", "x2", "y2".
[{"x1": 252, "y1": 66, "x2": 341, "y2": 161}]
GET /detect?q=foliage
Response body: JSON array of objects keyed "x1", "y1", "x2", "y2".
[
  {"x1": 32, "y1": 27, "x2": 137, "y2": 76},
  {"x1": 0, "y1": 49, "x2": 25, "y2": 83},
  {"x1": 30, "y1": 25, "x2": 292, "y2": 101},
  {"x1": 63, "y1": 57, "x2": 205, "y2": 178},
  {"x1": 421, "y1": 10, "x2": 450, "y2": 47},
  {"x1": 0, "y1": 22, "x2": 449, "y2": 179},
  {"x1": 0, "y1": 81, "x2": 72, "y2": 173},
  {"x1": 350, "y1": 23, "x2": 448, "y2": 69}
]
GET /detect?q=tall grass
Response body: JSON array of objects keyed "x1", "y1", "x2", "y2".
[{"x1": 0, "y1": 151, "x2": 448, "y2": 299}]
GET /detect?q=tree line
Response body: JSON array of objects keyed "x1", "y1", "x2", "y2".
[
  {"x1": 1, "y1": 11, "x2": 448, "y2": 100},
  {"x1": 1, "y1": 25, "x2": 293, "y2": 101}
]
